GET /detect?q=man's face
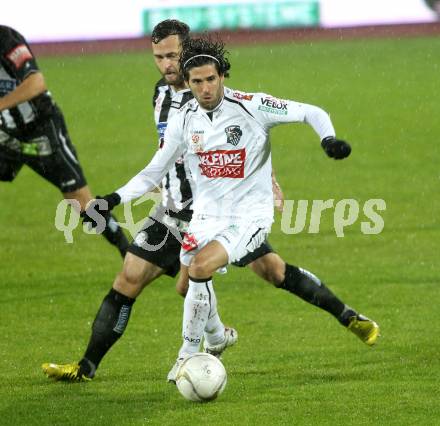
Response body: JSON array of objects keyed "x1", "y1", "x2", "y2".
[
  {"x1": 152, "y1": 35, "x2": 184, "y2": 88},
  {"x1": 187, "y1": 64, "x2": 224, "y2": 110}
]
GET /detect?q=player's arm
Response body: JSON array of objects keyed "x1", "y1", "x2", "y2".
[
  {"x1": 82, "y1": 116, "x2": 186, "y2": 225},
  {"x1": 0, "y1": 27, "x2": 45, "y2": 111},
  {"x1": 115, "y1": 137, "x2": 184, "y2": 203},
  {"x1": 0, "y1": 72, "x2": 46, "y2": 111},
  {"x1": 289, "y1": 102, "x2": 351, "y2": 159},
  {"x1": 249, "y1": 93, "x2": 351, "y2": 160}
]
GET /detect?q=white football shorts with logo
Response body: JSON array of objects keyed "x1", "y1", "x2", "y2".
[{"x1": 180, "y1": 215, "x2": 271, "y2": 267}]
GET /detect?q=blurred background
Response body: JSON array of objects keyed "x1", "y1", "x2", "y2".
[{"x1": 2, "y1": 0, "x2": 439, "y2": 46}]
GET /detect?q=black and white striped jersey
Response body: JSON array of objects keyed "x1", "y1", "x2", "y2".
[
  {"x1": 152, "y1": 79, "x2": 194, "y2": 221},
  {"x1": 0, "y1": 25, "x2": 59, "y2": 139}
]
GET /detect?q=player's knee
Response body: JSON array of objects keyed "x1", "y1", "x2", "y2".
[
  {"x1": 189, "y1": 256, "x2": 214, "y2": 279},
  {"x1": 115, "y1": 267, "x2": 144, "y2": 297}
]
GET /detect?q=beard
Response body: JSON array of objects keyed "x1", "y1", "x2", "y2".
[{"x1": 164, "y1": 71, "x2": 184, "y2": 88}]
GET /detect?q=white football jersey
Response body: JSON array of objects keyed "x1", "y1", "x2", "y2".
[{"x1": 117, "y1": 87, "x2": 335, "y2": 223}]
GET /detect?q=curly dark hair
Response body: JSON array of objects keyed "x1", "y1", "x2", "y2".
[
  {"x1": 180, "y1": 35, "x2": 231, "y2": 80},
  {"x1": 151, "y1": 19, "x2": 190, "y2": 44}
]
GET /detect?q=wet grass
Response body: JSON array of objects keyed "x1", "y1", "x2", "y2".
[{"x1": 1, "y1": 36, "x2": 439, "y2": 425}]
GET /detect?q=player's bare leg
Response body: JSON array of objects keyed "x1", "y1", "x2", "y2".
[
  {"x1": 248, "y1": 253, "x2": 380, "y2": 345},
  {"x1": 63, "y1": 185, "x2": 129, "y2": 257},
  {"x1": 114, "y1": 253, "x2": 164, "y2": 298},
  {"x1": 247, "y1": 252, "x2": 285, "y2": 285},
  {"x1": 63, "y1": 185, "x2": 93, "y2": 211},
  {"x1": 188, "y1": 241, "x2": 229, "y2": 279},
  {"x1": 175, "y1": 264, "x2": 189, "y2": 297}
]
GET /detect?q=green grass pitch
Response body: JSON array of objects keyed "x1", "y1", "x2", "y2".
[{"x1": 0, "y1": 36, "x2": 439, "y2": 425}]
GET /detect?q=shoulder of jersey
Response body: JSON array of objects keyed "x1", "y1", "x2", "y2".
[
  {"x1": 178, "y1": 97, "x2": 198, "y2": 113},
  {"x1": 154, "y1": 78, "x2": 168, "y2": 92}
]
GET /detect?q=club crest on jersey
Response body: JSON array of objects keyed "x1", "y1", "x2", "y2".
[{"x1": 225, "y1": 125, "x2": 242, "y2": 146}]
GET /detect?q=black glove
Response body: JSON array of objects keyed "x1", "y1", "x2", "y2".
[
  {"x1": 321, "y1": 136, "x2": 351, "y2": 160},
  {"x1": 81, "y1": 192, "x2": 121, "y2": 229}
]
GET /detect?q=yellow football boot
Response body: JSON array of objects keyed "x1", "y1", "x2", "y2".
[
  {"x1": 42, "y1": 362, "x2": 91, "y2": 382},
  {"x1": 348, "y1": 315, "x2": 380, "y2": 346}
]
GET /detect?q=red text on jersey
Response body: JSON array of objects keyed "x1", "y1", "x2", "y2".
[
  {"x1": 233, "y1": 92, "x2": 253, "y2": 101},
  {"x1": 198, "y1": 149, "x2": 246, "y2": 178}
]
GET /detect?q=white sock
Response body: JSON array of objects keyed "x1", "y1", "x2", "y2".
[
  {"x1": 204, "y1": 281, "x2": 225, "y2": 346},
  {"x1": 178, "y1": 278, "x2": 212, "y2": 358}
]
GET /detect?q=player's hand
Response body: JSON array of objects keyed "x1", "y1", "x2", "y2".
[
  {"x1": 321, "y1": 136, "x2": 351, "y2": 160},
  {"x1": 81, "y1": 192, "x2": 121, "y2": 228}
]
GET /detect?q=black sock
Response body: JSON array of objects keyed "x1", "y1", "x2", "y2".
[
  {"x1": 280, "y1": 264, "x2": 356, "y2": 326},
  {"x1": 102, "y1": 213, "x2": 129, "y2": 258},
  {"x1": 79, "y1": 288, "x2": 135, "y2": 377}
]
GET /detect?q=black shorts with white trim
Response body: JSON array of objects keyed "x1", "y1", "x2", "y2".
[
  {"x1": 232, "y1": 240, "x2": 274, "y2": 267},
  {"x1": 0, "y1": 111, "x2": 87, "y2": 192},
  {"x1": 127, "y1": 216, "x2": 184, "y2": 278}
]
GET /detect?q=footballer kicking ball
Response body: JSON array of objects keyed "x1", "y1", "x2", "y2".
[{"x1": 176, "y1": 353, "x2": 227, "y2": 402}]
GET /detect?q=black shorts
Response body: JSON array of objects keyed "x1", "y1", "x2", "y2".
[
  {"x1": 127, "y1": 216, "x2": 274, "y2": 277},
  {"x1": 0, "y1": 113, "x2": 87, "y2": 192},
  {"x1": 127, "y1": 217, "x2": 184, "y2": 278},
  {"x1": 232, "y1": 240, "x2": 274, "y2": 267}
]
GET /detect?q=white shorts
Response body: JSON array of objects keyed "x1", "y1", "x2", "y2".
[{"x1": 180, "y1": 216, "x2": 271, "y2": 267}]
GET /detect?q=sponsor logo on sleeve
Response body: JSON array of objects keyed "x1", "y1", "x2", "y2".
[
  {"x1": 224, "y1": 125, "x2": 242, "y2": 146},
  {"x1": 232, "y1": 92, "x2": 254, "y2": 101},
  {"x1": 157, "y1": 122, "x2": 167, "y2": 148},
  {"x1": 197, "y1": 148, "x2": 246, "y2": 178},
  {"x1": 258, "y1": 97, "x2": 288, "y2": 115},
  {"x1": 6, "y1": 44, "x2": 33, "y2": 69}
]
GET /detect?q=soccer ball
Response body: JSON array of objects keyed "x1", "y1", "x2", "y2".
[{"x1": 176, "y1": 353, "x2": 227, "y2": 402}]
